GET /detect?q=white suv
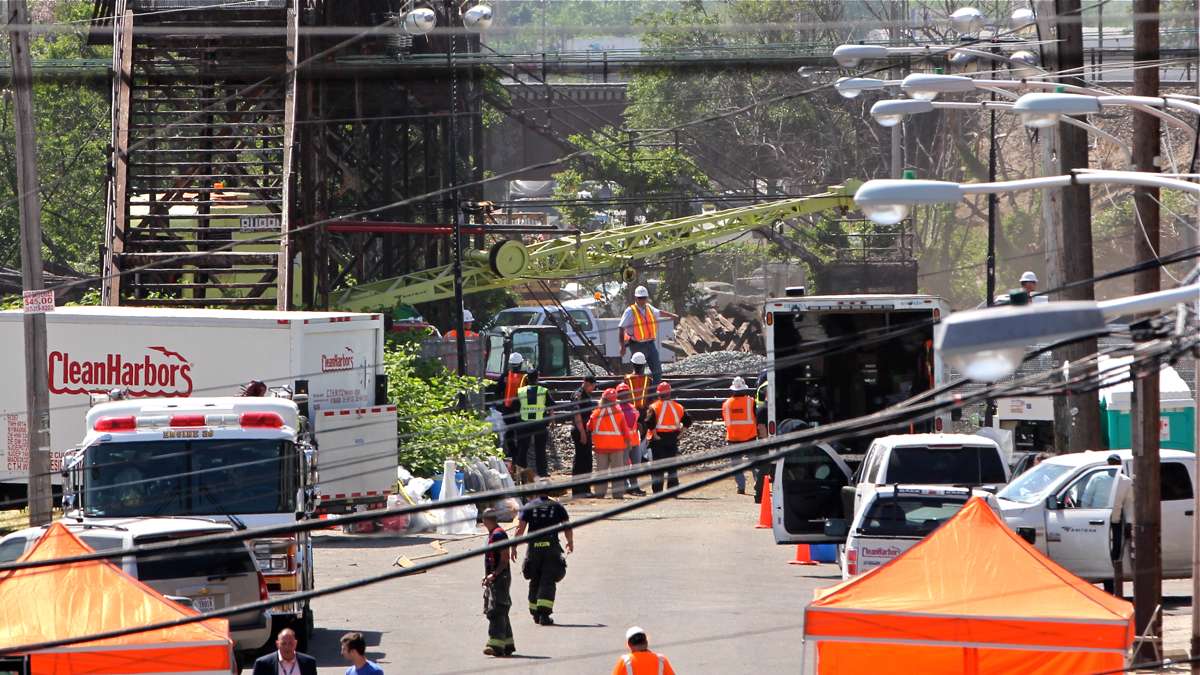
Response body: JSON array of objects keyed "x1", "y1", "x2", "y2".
[{"x1": 0, "y1": 517, "x2": 270, "y2": 658}]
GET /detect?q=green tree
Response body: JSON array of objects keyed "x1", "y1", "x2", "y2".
[
  {"x1": 385, "y1": 343, "x2": 499, "y2": 477},
  {"x1": 0, "y1": 2, "x2": 109, "y2": 276}
]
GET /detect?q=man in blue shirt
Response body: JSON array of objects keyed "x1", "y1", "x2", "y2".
[{"x1": 340, "y1": 632, "x2": 383, "y2": 674}]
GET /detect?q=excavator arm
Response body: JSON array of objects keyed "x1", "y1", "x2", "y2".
[{"x1": 334, "y1": 182, "x2": 858, "y2": 310}]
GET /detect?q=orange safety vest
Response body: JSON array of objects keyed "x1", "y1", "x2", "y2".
[
  {"x1": 588, "y1": 407, "x2": 628, "y2": 452},
  {"x1": 503, "y1": 371, "x2": 527, "y2": 407},
  {"x1": 721, "y1": 395, "x2": 757, "y2": 442},
  {"x1": 624, "y1": 374, "x2": 652, "y2": 409},
  {"x1": 649, "y1": 400, "x2": 685, "y2": 434},
  {"x1": 444, "y1": 329, "x2": 479, "y2": 339},
  {"x1": 614, "y1": 651, "x2": 674, "y2": 675},
  {"x1": 627, "y1": 304, "x2": 657, "y2": 342}
]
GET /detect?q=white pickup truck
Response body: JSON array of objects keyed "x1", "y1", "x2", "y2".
[
  {"x1": 997, "y1": 449, "x2": 1196, "y2": 581},
  {"x1": 772, "y1": 433, "x2": 1009, "y2": 545}
]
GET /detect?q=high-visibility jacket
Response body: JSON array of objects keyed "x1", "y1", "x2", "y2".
[
  {"x1": 518, "y1": 385, "x2": 549, "y2": 422},
  {"x1": 619, "y1": 402, "x2": 640, "y2": 446},
  {"x1": 627, "y1": 304, "x2": 657, "y2": 342},
  {"x1": 587, "y1": 407, "x2": 629, "y2": 453},
  {"x1": 722, "y1": 395, "x2": 758, "y2": 442},
  {"x1": 612, "y1": 651, "x2": 675, "y2": 675},
  {"x1": 755, "y1": 378, "x2": 768, "y2": 403},
  {"x1": 649, "y1": 399, "x2": 685, "y2": 434},
  {"x1": 444, "y1": 329, "x2": 479, "y2": 339},
  {"x1": 624, "y1": 373, "x2": 652, "y2": 409},
  {"x1": 503, "y1": 371, "x2": 527, "y2": 407}
]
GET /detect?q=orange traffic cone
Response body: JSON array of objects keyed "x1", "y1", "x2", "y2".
[
  {"x1": 789, "y1": 544, "x2": 818, "y2": 566},
  {"x1": 755, "y1": 475, "x2": 772, "y2": 529}
]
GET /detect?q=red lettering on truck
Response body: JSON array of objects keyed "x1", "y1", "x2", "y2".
[
  {"x1": 48, "y1": 346, "x2": 193, "y2": 397},
  {"x1": 320, "y1": 348, "x2": 356, "y2": 372}
]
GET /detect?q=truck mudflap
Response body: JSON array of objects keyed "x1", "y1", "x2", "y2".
[{"x1": 313, "y1": 406, "x2": 398, "y2": 512}]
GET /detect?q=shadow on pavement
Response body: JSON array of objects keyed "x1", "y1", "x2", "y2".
[
  {"x1": 308, "y1": 628, "x2": 385, "y2": 667},
  {"x1": 313, "y1": 534, "x2": 448, "y2": 549},
  {"x1": 545, "y1": 622, "x2": 607, "y2": 628}
]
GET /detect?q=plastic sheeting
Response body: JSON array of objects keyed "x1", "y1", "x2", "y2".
[
  {"x1": 0, "y1": 523, "x2": 233, "y2": 675},
  {"x1": 436, "y1": 460, "x2": 478, "y2": 535},
  {"x1": 805, "y1": 498, "x2": 1133, "y2": 674}
]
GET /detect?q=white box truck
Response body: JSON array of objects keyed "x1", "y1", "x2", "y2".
[{"x1": 0, "y1": 306, "x2": 397, "y2": 510}]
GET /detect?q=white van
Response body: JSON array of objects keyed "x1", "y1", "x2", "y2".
[
  {"x1": 997, "y1": 449, "x2": 1196, "y2": 581},
  {"x1": 839, "y1": 485, "x2": 998, "y2": 579}
]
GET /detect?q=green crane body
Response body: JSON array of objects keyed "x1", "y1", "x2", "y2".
[{"x1": 334, "y1": 182, "x2": 858, "y2": 310}]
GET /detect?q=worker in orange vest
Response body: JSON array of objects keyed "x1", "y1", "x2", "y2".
[
  {"x1": 587, "y1": 388, "x2": 634, "y2": 499},
  {"x1": 722, "y1": 376, "x2": 760, "y2": 495},
  {"x1": 617, "y1": 285, "x2": 677, "y2": 384},
  {"x1": 614, "y1": 383, "x2": 645, "y2": 496},
  {"x1": 494, "y1": 352, "x2": 528, "y2": 467},
  {"x1": 624, "y1": 352, "x2": 653, "y2": 410},
  {"x1": 644, "y1": 382, "x2": 692, "y2": 493},
  {"x1": 612, "y1": 626, "x2": 676, "y2": 675},
  {"x1": 444, "y1": 308, "x2": 479, "y2": 339}
]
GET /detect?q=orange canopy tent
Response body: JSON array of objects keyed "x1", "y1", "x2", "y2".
[
  {"x1": 0, "y1": 522, "x2": 234, "y2": 675},
  {"x1": 804, "y1": 498, "x2": 1134, "y2": 675}
]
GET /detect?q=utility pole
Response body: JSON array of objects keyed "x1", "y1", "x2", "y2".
[
  {"x1": 446, "y1": 0, "x2": 467, "y2": 377},
  {"x1": 8, "y1": 0, "x2": 52, "y2": 526},
  {"x1": 1131, "y1": 0, "x2": 1162, "y2": 661},
  {"x1": 1034, "y1": 0, "x2": 1102, "y2": 454}
]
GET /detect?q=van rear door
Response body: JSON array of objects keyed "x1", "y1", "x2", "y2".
[{"x1": 771, "y1": 442, "x2": 853, "y2": 544}]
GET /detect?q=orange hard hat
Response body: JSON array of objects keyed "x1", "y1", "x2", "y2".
[
  {"x1": 656, "y1": 382, "x2": 671, "y2": 394},
  {"x1": 602, "y1": 388, "x2": 618, "y2": 402},
  {"x1": 615, "y1": 383, "x2": 631, "y2": 393}
]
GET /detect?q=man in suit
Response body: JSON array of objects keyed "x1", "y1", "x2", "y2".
[{"x1": 252, "y1": 628, "x2": 318, "y2": 675}]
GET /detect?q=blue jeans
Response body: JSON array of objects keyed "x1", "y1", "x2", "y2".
[{"x1": 630, "y1": 340, "x2": 662, "y2": 383}]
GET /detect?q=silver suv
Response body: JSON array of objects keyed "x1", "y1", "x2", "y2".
[{"x1": 0, "y1": 517, "x2": 270, "y2": 658}]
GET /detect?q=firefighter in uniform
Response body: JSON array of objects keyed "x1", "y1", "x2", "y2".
[
  {"x1": 516, "y1": 370, "x2": 556, "y2": 480},
  {"x1": 644, "y1": 382, "x2": 692, "y2": 493},
  {"x1": 495, "y1": 352, "x2": 527, "y2": 468},
  {"x1": 481, "y1": 507, "x2": 515, "y2": 657},
  {"x1": 512, "y1": 486, "x2": 573, "y2": 625},
  {"x1": 722, "y1": 376, "x2": 760, "y2": 494}
]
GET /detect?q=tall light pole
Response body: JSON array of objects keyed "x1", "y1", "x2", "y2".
[{"x1": 8, "y1": 0, "x2": 52, "y2": 526}]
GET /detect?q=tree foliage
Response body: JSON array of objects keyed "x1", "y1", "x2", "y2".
[
  {"x1": 385, "y1": 342, "x2": 498, "y2": 477},
  {"x1": 0, "y1": 2, "x2": 109, "y2": 276}
]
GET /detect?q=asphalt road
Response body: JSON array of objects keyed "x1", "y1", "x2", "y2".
[{"x1": 301, "y1": 471, "x2": 833, "y2": 674}]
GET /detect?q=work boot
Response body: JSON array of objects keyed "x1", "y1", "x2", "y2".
[
  {"x1": 539, "y1": 614, "x2": 555, "y2": 626},
  {"x1": 503, "y1": 645, "x2": 516, "y2": 656}
]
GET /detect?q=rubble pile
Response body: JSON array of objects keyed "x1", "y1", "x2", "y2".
[
  {"x1": 664, "y1": 351, "x2": 764, "y2": 376},
  {"x1": 667, "y1": 303, "x2": 763, "y2": 356}
]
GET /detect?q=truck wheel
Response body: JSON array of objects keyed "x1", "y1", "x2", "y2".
[{"x1": 295, "y1": 606, "x2": 314, "y2": 652}]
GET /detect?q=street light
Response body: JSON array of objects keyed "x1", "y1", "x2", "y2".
[
  {"x1": 834, "y1": 76, "x2": 895, "y2": 99},
  {"x1": 901, "y1": 73, "x2": 976, "y2": 100},
  {"x1": 936, "y1": 283, "x2": 1200, "y2": 382},
  {"x1": 854, "y1": 170, "x2": 1200, "y2": 226},
  {"x1": 1012, "y1": 92, "x2": 1200, "y2": 128},
  {"x1": 403, "y1": 7, "x2": 437, "y2": 35},
  {"x1": 949, "y1": 7, "x2": 986, "y2": 34},
  {"x1": 832, "y1": 44, "x2": 889, "y2": 68},
  {"x1": 463, "y1": 3, "x2": 493, "y2": 31},
  {"x1": 869, "y1": 99, "x2": 934, "y2": 126}
]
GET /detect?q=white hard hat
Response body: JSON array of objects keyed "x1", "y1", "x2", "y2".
[
  {"x1": 630, "y1": 351, "x2": 647, "y2": 365},
  {"x1": 1019, "y1": 271, "x2": 1038, "y2": 284},
  {"x1": 508, "y1": 352, "x2": 524, "y2": 366},
  {"x1": 626, "y1": 626, "x2": 647, "y2": 641},
  {"x1": 634, "y1": 285, "x2": 650, "y2": 298},
  {"x1": 462, "y1": 309, "x2": 475, "y2": 323},
  {"x1": 730, "y1": 376, "x2": 749, "y2": 392}
]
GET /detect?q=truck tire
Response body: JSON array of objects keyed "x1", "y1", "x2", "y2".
[{"x1": 295, "y1": 605, "x2": 314, "y2": 653}]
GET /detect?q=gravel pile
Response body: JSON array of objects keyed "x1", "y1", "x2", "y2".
[
  {"x1": 569, "y1": 360, "x2": 611, "y2": 377},
  {"x1": 547, "y1": 421, "x2": 729, "y2": 475},
  {"x1": 663, "y1": 351, "x2": 764, "y2": 376}
]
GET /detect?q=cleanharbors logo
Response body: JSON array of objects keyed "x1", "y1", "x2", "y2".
[
  {"x1": 49, "y1": 346, "x2": 193, "y2": 396},
  {"x1": 321, "y1": 347, "x2": 356, "y2": 372}
]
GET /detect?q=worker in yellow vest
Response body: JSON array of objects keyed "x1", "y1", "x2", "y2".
[
  {"x1": 721, "y1": 376, "x2": 760, "y2": 495},
  {"x1": 644, "y1": 382, "x2": 692, "y2": 493},
  {"x1": 516, "y1": 370, "x2": 557, "y2": 481},
  {"x1": 617, "y1": 285, "x2": 677, "y2": 384},
  {"x1": 624, "y1": 352, "x2": 653, "y2": 410}
]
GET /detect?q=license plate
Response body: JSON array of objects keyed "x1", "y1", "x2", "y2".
[{"x1": 192, "y1": 596, "x2": 216, "y2": 612}]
